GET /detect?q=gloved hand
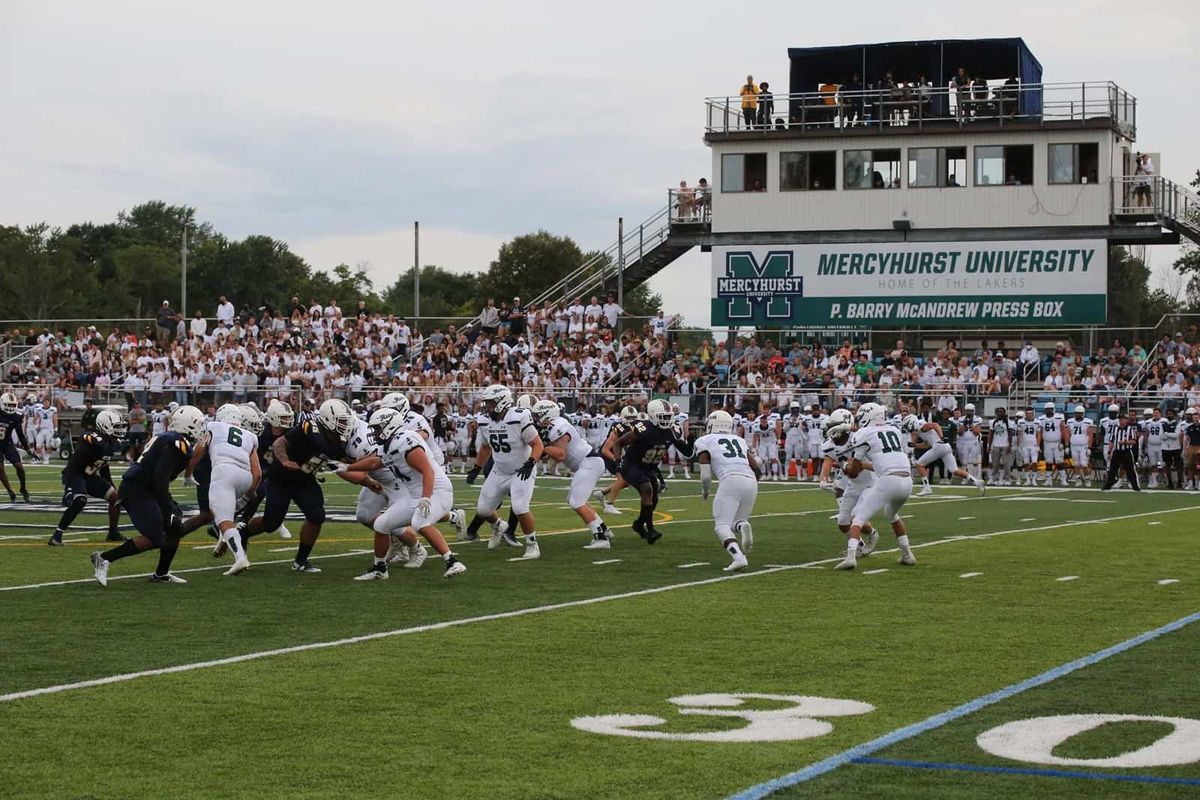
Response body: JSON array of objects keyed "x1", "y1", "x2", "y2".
[
  {"x1": 415, "y1": 496, "x2": 432, "y2": 519},
  {"x1": 465, "y1": 466, "x2": 480, "y2": 485},
  {"x1": 517, "y1": 458, "x2": 535, "y2": 480},
  {"x1": 819, "y1": 480, "x2": 834, "y2": 493}
]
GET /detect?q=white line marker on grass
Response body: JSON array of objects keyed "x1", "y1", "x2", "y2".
[
  {"x1": 678, "y1": 562, "x2": 709, "y2": 569},
  {"x1": 592, "y1": 559, "x2": 622, "y2": 565},
  {"x1": 1148, "y1": 521, "x2": 1163, "y2": 526},
  {"x1": 1020, "y1": 517, "x2": 1037, "y2": 522},
  {"x1": 958, "y1": 516, "x2": 975, "y2": 521},
  {"x1": 1056, "y1": 575, "x2": 1080, "y2": 582},
  {"x1": 959, "y1": 572, "x2": 983, "y2": 579},
  {"x1": 1158, "y1": 579, "x2": 1180, "y2": 586},
  {"x1": 268, "y1": 547, "x2": 294, "y2": 553},
  {"x1": 862, "y1": 569, "x2": 888, "y2": 575}
]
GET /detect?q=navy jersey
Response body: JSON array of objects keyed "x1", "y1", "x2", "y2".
[
  {"x1": 0, "y1": 411, "x2": 30, "y2": 449},
  {"x1": 257, "y1": 426, "x2": 284, "y2": 465},
  {"x1": 267, "y1": 420, "x2": 346, "y2": 483},
  {"x1": 121, "y1": 432, "x2": 192, "y2": 500},
  {"x1": 63, "y1": 432, "x2": 118, "y2": 480},
  {"x1": 621, "y1": 421, "x2": 692, "y2": 468},
  {"x1": 1187, "y1": 422, "x2": 1200, "y2": 447}
]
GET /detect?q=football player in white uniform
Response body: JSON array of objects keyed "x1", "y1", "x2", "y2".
[
  {"x1": 818, "y1": 408, "x2": 879, "y2": 556},
  {"x1": 782, "y1": 402, "x2": 807, "y2": 480},
  {"x1": 1066, "y1": 405, "x2": 1095, "y2": 485},
  {"x1": 466, "y1": 385, "x2": 543, "y2": 560},
  {"x1": 1141, "y1": 407, "x2": 1166, "y2": 488},
  {"x1": 190, "y1": 404, "x2": 261, "y2": 575},
  {"x1": 907, "y1": 414, "x2": 985, "y2": 495},
  {"x1": 665, "y1": 404, "x2": 692, "y2": 479},
  {"x1": 1098, "y1": 403, "x2": 1122, "y2": 472},
  {"x1": 988, "y1": 408, "x2": 1014, "y2": 486},
  {"x1": 751, "y1": 414, "x2": 782, "y2": 481},
  {"x1": 1015, "y1": 408, "x2": 1042, "y2": 486},
  {"x1": 693, "y1": 410, "x2": 757, "y2": 572},
  {"x1": 341, "y1": 408, "x2": 466, "y2": 580},
  {"x1": 956, "y1": 404, "x2": 983, "y2": 481},
  {"x1": 1037, "y1": 402, "x2": 1068, "y2": 486},
  {"x1": 532, "y1": 400, "x2": 612, "y2": 549},
  {"x1": 150, "y1": 404, "x2": 169, "y2": 437},
  {"x1": 376, "y1": 392, "x2": 464, "y2": 537},
  {"x1": 837, "y1": 403, "x2": 916, "y2": 571},
  {"x1": 34, "y1": 397, "x2": 57, "y2": 464},
  {"x1": 803, "y1": 405, "x2": 828, "y2": 481}
]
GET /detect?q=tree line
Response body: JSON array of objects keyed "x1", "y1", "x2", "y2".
[{"x1": 0, "y1": 201, "x2": 662, "y2": 325}]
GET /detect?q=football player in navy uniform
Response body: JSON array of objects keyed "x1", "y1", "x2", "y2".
[
  {"x1": 604, "y1": 399, "x2": 692, "y2": 544},
  {"x1": 49, "y1": 408, "x2": 127, "y2": 546},
  {"x1": 240, "y1": 398, "x2": 355, "y2": 573},
  {"x1": 89, "y1": 406, "x2": 206, "y2": 586},
  {"x1": 0, "y1": 392, "x2": 33, "y2": 502}
]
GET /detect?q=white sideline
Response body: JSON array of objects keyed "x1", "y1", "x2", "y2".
[{"x1": 2, "y1": 504, "x2": 1197, "y2": 704}]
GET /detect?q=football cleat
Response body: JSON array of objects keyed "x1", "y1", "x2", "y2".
[
  {"x1": 723, "y1": 554, "x2": 749, "y2": 572},
  {"x1": 47, "y1": 532, "x2": 64, "y2": 547},
  {"x1": 443, "y1": 560, "x2": 467, "y2": 579},
  {"x1": 212, "y1": 538, "x2": 229, "y2": 558},
  {"x1": 105, "y1": 530, "x2": 125, "y2": 542},
  {"x1": 291, "y1": 561, "x2": 322, "y2": 574},
  {"x1": 583, "y1": 536, "x2": 611, "y2": 550},
  {"x1": 521, "y1": 541, "x2": 541, "y2": 560},
  {"x1": 736, "y1": 520, "x2": 754, "y2": 553},
  {"x1": 859, "y1": 529, "x2": 880, "y2": 556},
  {"x1": 224, "y1": 556, "x2": 251, "y2": 576},
  {"x1": 403, "y1": 543, "x2": 428, "y2": 569},
  {"x1": 488, "y1": 520, "x2": 508, "y2": 550},
  {"x1": 834, "y1": 556, "x2": 857, "y2": 571},
  {"x1": 90, "y1": 552, "x2": 109, "y2": 587},
  {"x1": 916, "y1": 487, "x2": 933, "y2": 497},
  {"x1": 385, "y1": 535, "x2": 410, "y2": 564},
  {"x1": 21, "y1": 490, "x2": 31, "y2": 503},
  {"x1": 277, "y1": 524, "x2": 293, "y2": 539},
  {"x1": 449, "y1": 508, "x2": 466, "y2": 537},
  {"x1": 602, "y1": 502, "x2": 621, "y2": 515},
  {"x1": 150, "y1": 572, "x2": 188, "y2": 584},
  {"x1": 978, "y1": 481, "x2": 987, "y2": 496},
  {"x1": 898, "y1": 551, "x2": 918, "y2": 566},
  {"x1": 501, "y1": 529, "x2": 522, "y2": 548},
  {"x1": 353, "y1": 566, "x2": 389, "y2": 581}
]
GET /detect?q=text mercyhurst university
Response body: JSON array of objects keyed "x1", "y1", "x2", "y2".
[{"x1": 816, "y1": 247, "x2": 1097, "y2": 277}]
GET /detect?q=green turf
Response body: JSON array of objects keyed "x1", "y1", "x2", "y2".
[{"x1": 1, "y1": 465, "x2": 1198, "y2": 798}]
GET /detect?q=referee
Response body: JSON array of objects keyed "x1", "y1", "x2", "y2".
[{"x1": 1102, "y1": 411, "x2": 1142, "y2": 491}]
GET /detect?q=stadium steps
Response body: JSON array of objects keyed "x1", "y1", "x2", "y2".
[{"x1": 1112, "y1": 176, "x2": 1200, "y2": 246}]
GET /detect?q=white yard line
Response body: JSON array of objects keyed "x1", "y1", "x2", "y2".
[
  {"x1": 959, "y1": 572, "x2": 983, "y2": 579},
  {"x1": 3, "y1": 504, "x2": 1197, "y2": 703},
  {"x1": 677, "y1": 562, "x2": 709, "y2": 569},
  {"x1": 1158, "y1": 579, "x2": 1180, "y2": 586},
  {"x1": 862, "y1": 568, "x2": 888, "y2": 575},
  {"x1": 1056, "y1": 575, "x2": 1080, "y2": 582},
  {"x1": 592, "y1": 559, "x2": 622, "y2": 565}
]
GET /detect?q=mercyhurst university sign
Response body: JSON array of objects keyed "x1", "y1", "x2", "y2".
[{"x1": 711, "y1": 240, "x2": 1107, "y2": 327}]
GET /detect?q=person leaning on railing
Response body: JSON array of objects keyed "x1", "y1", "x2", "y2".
[{"x1": 739, "y1": 74, "x2": 759, "y2": 127}]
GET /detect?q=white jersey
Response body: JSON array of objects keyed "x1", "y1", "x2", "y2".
[
  {"x1": 403, "y1": 411, "x2": 444, "y2": 466},
  {"x1": 782, "y1": 413, "x2": 806, "y2": 440},
  {"x1": 693, "y1": 433, "x2": 756, "y2": 480},
  {"x1": 990, "y1": 418, "x2": 1013, "y2": 448},
  {"x1": 1038, "y1": 414, "x2": 1064, "y2": 443},
  {"x1": 1066, "y1": 417, "x2": 1093, "y2": 446},
  {"x1": 472, "y1": 412, "x2": 490, "y2": 445},
  {"x1": 753, "y1": 423, "x2": 779, "y2": 447},
  {"x1": 150, "y1": 410, "x2": 169, "y2": 435},
  {"x1": 1017, "y1": 419, "x2": 1040, "y2": 448},
  {"x1": 345, "y1": 419, "x2": 399, "y2": 490},
  {"x1": 1099, "y1": 416, "x2": 1121, "y2": 449},
  {"x1": 850, "y1": 423, "x2": 911, "y2": 474},
  {"x1": 484, "y1": 407, "x2": 539, "y2": 472},
  {"x1": 804, "y1": 414, "x2": 828, "y2": 444},
  {"x1": 572, "y1": 413, "x2": 589, "y2": 443},
  {"x1": 378, "y1": 429, "x2": 452, "y2": 499},
  {"x1": 546, "y1": 416, "x2": 594, "y2": 471},
  {"x1": 36, "y1": 407, "x2": 56, "y2": 431},
  {"x1": 1142, "y1": 418, "x2": 1165, "y2": 445},
  {"x1": 205, "y1": 421, "x2": 258, "y2": 472},
  {"x1": 584, "y1": 414, "x2": 608, "y2": 448},
  {"x1": 958, "y1": 416, "x2": 981, "y2": 443},
  {"x1": 672, "y1": 412, "x2": 690, "y2": 435},
  {"x1": 820, "y1": 437, "x2": 874, "y2": 489},
  {"x1": 916, "y1": 422, "x2": 944, "y2": 448}
]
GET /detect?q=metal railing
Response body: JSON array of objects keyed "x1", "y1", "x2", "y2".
[
  {"x1": 1111, "y1": 174, "x2": 1200, "y2": 230},
  {"x1": 706, "y1": 81, "x2": 1136, "y2": 138},
  {"x1": 668, "y1": 187, "x2": 712, "y2": 224}
]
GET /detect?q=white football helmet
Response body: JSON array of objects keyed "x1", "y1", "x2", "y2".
[
  {"x1": 481, "y1": 384, "x2": 513, "y2": 419},
  {"x1": 168, "y1": 405, "x2": 206, "y2": 442},
  {"x1": 166, "y1": 401, "x2": 180, "y2": 417},
  {"x1": 531, "y1": 399, "x2": 560, "y2": 426},
  {"x1": 901, "y1": 414, "x2": 922, "y2": 433},
  {"x1": 705, "y1": 410, "x2": 734, "y2": 435},
  {"x1": 367, "y1": 407, "x2": 405, "y2": 444},
  {"x1": 0, "y1": 392, "x2": 17, "y2": 414},
  {"x1": 856, "y1": 402, "x2": 887, "y2": 428},
  {"x1": 317, "y1": 398, "x2": 355, "y2": 441},
  {"x1": 823, "y1": 408, "x2": 853, "y2": 432},
  {"x1": 516, "y1": 393, "x2": 537, "y2": 410},
  {"x1": 215, "y1": 404, "x2": 243, "y2": 424},
  {"x1": 646, "y1": 398, "x2": 673, "y2": 429},
  {"x1": 240, "y1": 404, "x2": 265, "y2": 434},
  {"x1": 265, "y1": 399, "x2": 294, "y2": 429},
  {"x1": 95, "y1": 409, "x2": 128, "y2": 438},
  {"x1": 620, "y1": 405, "x2": 638, "y2": 422},
  {"x1": 789, "y1": 401, "x2": 801, "y2": 414},
  {"x1": 377, "y1": 392, "x2": 410, "y2": 415}
]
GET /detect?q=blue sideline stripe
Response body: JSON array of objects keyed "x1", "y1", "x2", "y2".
[
  {"x1": 728, "y1": 609, "x2": 1200, "y2": 800},
  {"x1": 853, "y1": 757, "x2": 1200, "y2": 787}
]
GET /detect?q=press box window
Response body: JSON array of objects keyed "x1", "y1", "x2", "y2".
[
  {"x1": 1049, "y1": 143, "x2": 1099, "y2": 184},
  {"x1": 844, "y1": 149, "x2": 902, "y2": 189},
  {"x1": 721, "y1": 153, "x2": 768, "y2": 192},
  {"x1": 780, "y1": 151, "x2": 836, "y2": 191},
  {"x1": 908, "y1": 147, "x2": 967, "y2": 188},
  {"x1": 974, "y1": 145, "x2": 1033, "y2": 186}
]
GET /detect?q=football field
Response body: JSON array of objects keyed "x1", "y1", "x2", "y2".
[{"x1": 1, "y1": 466, "x2": 1199, "y2": 799}]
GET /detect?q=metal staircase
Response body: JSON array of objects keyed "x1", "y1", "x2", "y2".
[{"x1": 1112, "y1": 176, "x2": 1200, "y2": 246}]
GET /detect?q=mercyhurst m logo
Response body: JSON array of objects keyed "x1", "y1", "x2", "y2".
[{"x1": 716, "y1": 251, "x2": 803, "y2": 320}]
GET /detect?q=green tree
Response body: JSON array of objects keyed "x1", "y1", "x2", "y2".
[
  {"x1": 481, "y1": 231, "x2": 584, "y2": 303},
  {"x1": 1172, "y1": 170, "x2": 1200, "y2": 307},
  {"x1": 111, "y1": 244, "x2": 181, "y2": 317},
  {"x1": 383, "y1": 266, "x2": 481, "y2": 319},
  {"x1": 1107, "y1": 246, "x2": 1179, "y2": 328},
  {"x1": 0, "y1": 225, "x2": 101, "y2": 320},
  {"x1": 188, "y1": 234, "x2": 312, "y2": 313}
]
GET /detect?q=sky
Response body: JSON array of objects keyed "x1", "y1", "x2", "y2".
[{"x1": 3, "y1": 0, "x2": 1198, "y2": 325}]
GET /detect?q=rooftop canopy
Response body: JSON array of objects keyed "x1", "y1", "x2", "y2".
[{"x1": 787, "y1": 38, "x2": 1044, "y2": 115}]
